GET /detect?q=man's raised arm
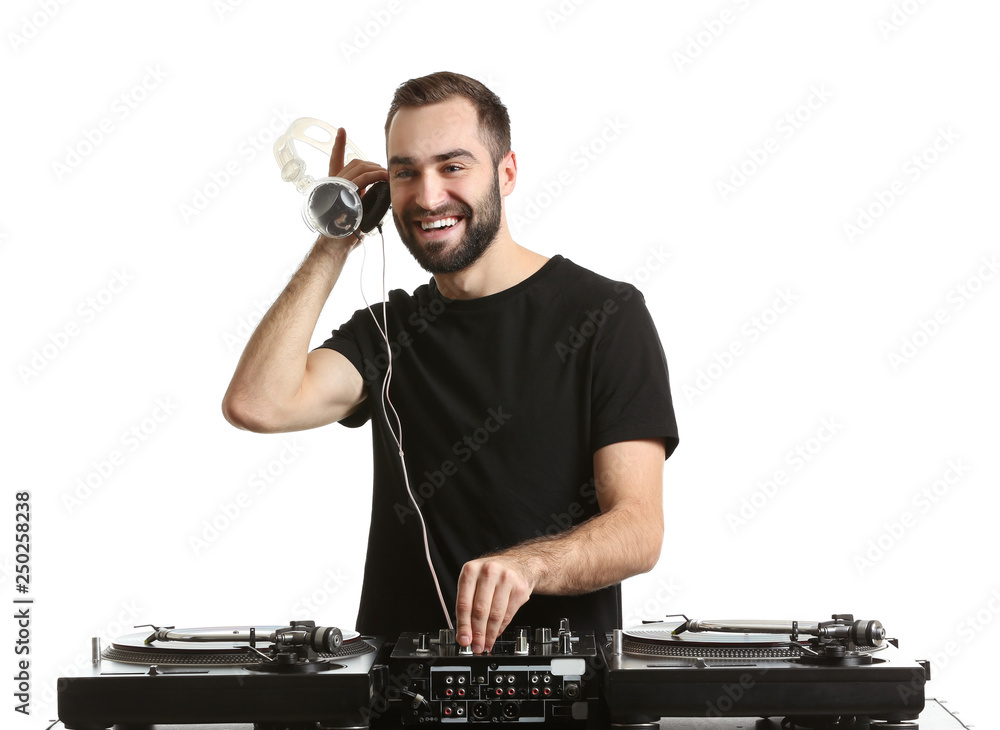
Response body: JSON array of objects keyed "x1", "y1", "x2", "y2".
[{"x1": 222, "y1": 128, "x2": 388, "y2": 433}]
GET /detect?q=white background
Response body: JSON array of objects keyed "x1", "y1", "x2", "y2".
[{"x1": 2, "y1": 0, "x2": 997, "y2": 727}]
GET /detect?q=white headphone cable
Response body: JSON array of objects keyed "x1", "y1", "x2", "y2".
[{"x1": 357, "y1": 228, "x2": 454, "y2": 631}]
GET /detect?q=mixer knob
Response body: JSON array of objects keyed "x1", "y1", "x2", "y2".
[
  {"x1": 438, "y1": 629, "x2": 456, "y2": 645},
  {"x1": 515, "y1": 633, "x2": 529, "y2": 655},
  {"x1": 559, "y1": 632, "x2": 572, "y2": 654}
]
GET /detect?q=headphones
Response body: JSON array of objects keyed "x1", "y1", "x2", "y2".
[{"x1": 273, "y1": 118, "x2": 391, "y2": 240}]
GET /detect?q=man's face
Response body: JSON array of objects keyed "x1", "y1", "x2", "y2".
[{"x1": 386, "y1": 98, "x2": 504, "y2": 275}]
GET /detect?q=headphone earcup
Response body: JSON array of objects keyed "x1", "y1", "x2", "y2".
[{"x1": 359, "y1": 181, "x2": 391, "y2": 234}]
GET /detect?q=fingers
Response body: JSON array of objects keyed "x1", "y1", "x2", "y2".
[
  {"x1": 328, "y1": 129, "x2": 390, "y2": 193},
  {"x1": 455, "y1": 559, "x2": 532, "y2": 654},
  {"x1": 340, "y1": 160, "x2": 389, "y2": 195},
  {"x1": 479, "y1": 581, "x2": 512, "y2": 653},
  {"x1": 328, "y1": 127, "x2": 347, "y2": 178},
  {"x1": 455, "y1": 565, "x2": 480, "y2": 650}
]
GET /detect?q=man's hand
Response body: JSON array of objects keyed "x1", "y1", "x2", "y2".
[
  {"x1": 455, "y1": 555, "x2": 537, "y2": 654},
  {"x1": 313, "y1": 127, "x2": 390, "y2": 250},
  {"x1": 329, "y1": 127, "x2": 389, "y2": 186}
]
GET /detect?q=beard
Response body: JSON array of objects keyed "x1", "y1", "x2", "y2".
[{"x1": 392, "y1": 174, "x2": 502, "y2": 275}]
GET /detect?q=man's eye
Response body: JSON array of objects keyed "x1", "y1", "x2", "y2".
[
  {"x1": 444, "y1": 165, "x2": 463, "y2": 173},
  {"x1": 393, "y1": 170, "x2": 414, "y2": 179}
]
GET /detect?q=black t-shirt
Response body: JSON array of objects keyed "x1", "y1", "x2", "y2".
[{"x1": 319, "y1": 255, "x2": 678, "y2": 638}]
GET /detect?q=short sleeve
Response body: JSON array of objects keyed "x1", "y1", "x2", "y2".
[
  {"x1": 589, "y1": 285, "x2": 679, "y2": 459},
  {"x1": 315, "y1": 315, "x2": 372, "y2": 429}
]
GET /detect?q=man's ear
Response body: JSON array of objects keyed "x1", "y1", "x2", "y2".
[{"x1": 499, "y1": 150, "x2": 517, "y2": 196}]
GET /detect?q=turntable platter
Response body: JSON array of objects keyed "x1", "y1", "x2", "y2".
[
  {"x1": 621, "y1": 621, "x2": 808, "y2": 658},
  {"x1": 624, "y1": 621, "x2": 801, "y2": 648},
  {"x1": 104, "y1": 627, "x2": 371, "y2": 665}
]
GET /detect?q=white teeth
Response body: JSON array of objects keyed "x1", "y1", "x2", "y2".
[{"x1": 421, "y1": 217, "x2": 459, "y2": 230}]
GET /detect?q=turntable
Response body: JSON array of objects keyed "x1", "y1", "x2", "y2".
[
  {"x1": 56, "y1": 620, "x2": 382, "y2": 730},
  {"x1": 600, "y1": 614, "x2": 929, "y2": 729}
]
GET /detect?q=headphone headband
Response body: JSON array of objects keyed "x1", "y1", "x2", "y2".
[
  {"x1": 273, "y1": 118, "x2": 369, "y2": 193},
  {"x1": 273, "y1": 117, "x2": 391, "y2": 240}
]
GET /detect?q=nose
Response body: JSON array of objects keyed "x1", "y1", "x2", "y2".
[{"x1": 414, "y1": 172, "x2": 448, "y2": 213}]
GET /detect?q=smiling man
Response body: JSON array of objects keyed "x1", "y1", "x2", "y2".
[{"x1": 223, "y1": 72, "x2": 678, "y2": 654}]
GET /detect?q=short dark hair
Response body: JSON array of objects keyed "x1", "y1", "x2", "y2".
[{"x1": 385, "y1": 71, "x2": 511, "y2": 168}]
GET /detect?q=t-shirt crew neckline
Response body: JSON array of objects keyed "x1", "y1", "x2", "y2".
[{"x1": 428, "y1": 254, "x2": 565, "y2": 310}]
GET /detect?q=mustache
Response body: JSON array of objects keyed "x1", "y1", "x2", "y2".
[{"x1": 409, "y1": 202, "x2": 473, "y2": 220}]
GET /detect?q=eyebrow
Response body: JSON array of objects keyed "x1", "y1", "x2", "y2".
[{"x1": 388, "y1": 148, "x2": 478, "y2": 168}]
